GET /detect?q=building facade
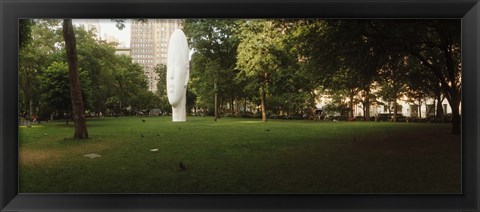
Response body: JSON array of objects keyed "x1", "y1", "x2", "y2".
[
  {"x1": 317, "y1": 94, "x2": 455, "y2": 120},
  {"x1": 130, "y1": 19, "x2": 183, "y2": 92}
]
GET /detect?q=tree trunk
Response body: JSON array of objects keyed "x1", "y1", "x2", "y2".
[
  {"x1": 447, "y1": 94, "x2": 461, "y2": 135},
  {"x1": 417, "y1": 98, "x2": 422, "y2": 118},
  {"x1": 214, "y1": 82, "x2": 219, "y2": 120},
  {"x1": 230, "y1": 98, "x2": 234, "y2": 114},
  {"x1": 309, "y1": 92, "x2": 317, "y2": 121},
  {"x1": 261, "y1": 85, "x2": 267, "y2": 122},
  {"x1": 424, "y1": 101, "x2": 428, "y2": 119},
  {"x1": 393, "y1": 99, "x2": 398, "y2": 122},
  {"x1": 63, "y1": 19, "x2": 88, "y2": 139},
  {"x1": 29, "y1": 99, "x2": 34, "y2": 118},
  {"x1": 349, "y1": 90, "x2": 354, "y2": 120},
  {"x1": 436, "y1": 95, "x2": 445, "y2": 122},
  {"x1": 235, "y1": 99, "x2": 241, "y2": 117},
  {"x1": 451, "y1": 104, "x2": 461, "y2": 134},
  {"x1": 364, "y1": 89, "x2": 370, "y2": 121}
]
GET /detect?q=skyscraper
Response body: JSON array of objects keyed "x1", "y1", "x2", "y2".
[{"x1": 130, "y1": 19, "x2": 183, "y2": 92}]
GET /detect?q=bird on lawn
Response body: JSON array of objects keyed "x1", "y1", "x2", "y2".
[
  {"x1": 141, "y1": 133, "x2": 144, "y2": 138},
  {"x1": 179, "y1": 162, "x2": 186, "y2": 171},
  {"x1": 142, "y1": 119, "x2": 145, "y2": 122}
]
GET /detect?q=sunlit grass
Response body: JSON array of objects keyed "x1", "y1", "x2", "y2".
[{"x1": 19, "y1": 116, "x2": 461, "y2": 193}]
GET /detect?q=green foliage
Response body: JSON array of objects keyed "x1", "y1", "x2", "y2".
[
  {"x1": 37, "y1": 61, "x2": 92, "y2": 118},
  {"x1": 19, "y1": 19, "x2": 152, "y2": 119},
  {"x1": 236, "y1": 20, "x2": 302, "y2": 120},
  {"x1": 19, "y1": 19, "x2": 461, "y2": 132},
  {"x1": 183, "y1": 19, "x2": 240, "y2": 115},
  {"x1": 110, "y1": 55, "x2": 149, "y2": 112},
  {"x1": 19, "y1": 19, "x2": 34, "y2": 49},
  {"x1": 19, "y1": 20, "x2": 66, "y2": 116},
  {"x1": 154, "y1": 64, "x2": 171, "y2": 112}
]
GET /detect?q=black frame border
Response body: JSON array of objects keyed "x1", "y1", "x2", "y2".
[{"x1": 1, "y1": 0, "x2": 479, "y2": 211}]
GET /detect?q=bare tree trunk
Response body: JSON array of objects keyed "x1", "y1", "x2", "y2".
[
  {"x1": 448, "y1": 94, "x2": 461, "y2": 134},
  {"x1": 436, "y1": 94, "x2": 445, "y2": 122},
  {"x1": 451, "y1": 104, "x2": 461, "y2": 134},
  {"x1": 424, "y1": 101, "x2": 428, "y2": 119},
  {"x1": 235, "y1": 99, "x2": 241, "y2": 117},
  {"x1": 230, "y1": 98, "x2": 234, "y2": 114},
  {"x1": 349, "y1": 89, "x2": 354, "y2": 120},
  {"x1": 393, "y1": 98, "x2": 398, "y2": 122},
  {"x1": 417, "y1": 98, "x2": 422, "y2": 118},
  {"x1": 29, "y1": 100, "x2": 34, "y2": 118},
  {"x1": 213, "y1": 82, "x2": 220, "y2": 121},
  {"x1": 261, "y1": 84, "x2": 267, "y2": 122},
  {"x1": 364, "y1": 88, "x2": 370, "y2": 121},
  {"x1": 63, "y1": 19, "x2": 88, "y2": 139}
]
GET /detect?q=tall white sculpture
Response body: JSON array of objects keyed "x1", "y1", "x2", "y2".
[{"x1": 167, "y1": 29, "x2": 190, "y2": 122}]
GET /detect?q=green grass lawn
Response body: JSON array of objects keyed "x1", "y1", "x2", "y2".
[{"x1": 19, "y1": 116, "x2": 461, "y2": 193}]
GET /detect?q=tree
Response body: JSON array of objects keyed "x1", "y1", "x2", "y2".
[
  {"x1": 376, "y1": 55, "x2": 410, "y2": 122},
  {"x1": 63, "y1": 19, "x2": 88, "y2": 139},
  {"x1": 405, "y1": 56, "x2": 438, "y2": 119},
  {"x1": 37, "y1": 61, "x2": 92, "y2": 123},
  {"x1": 20, "y1": 18, "x2": 153, "y2": 124},
  {"x1": 19, "y1": 19, "x2": 63, "y2": 118},
  {"x1": 370, "y1": 20, "x2": 462, "y2": 133},
  {"x1": 19, "y1": 19, "x2": 33, "y2": 49},
  {"x1": 183, "y1": 19, "x2": 240, "y2": 119},
  {"x1": 293, "y1": 20, "x2": 374, "y2": 120},
  {"x1": 409, "y1": 20, "x2": 461, "y2": 132},
  {"x1": 236, "y1": 20, "x2": 291, "y2": 122},
  {"x1": 76, "y1": 28, "x2": 118, "y2": 115},
  {"x1": 154, "y1": 64, "x2": 172, "y2": 113}
]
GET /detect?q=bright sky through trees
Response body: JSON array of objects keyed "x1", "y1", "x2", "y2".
[{"x1": 72, "y1": 19, "x2": 131, "y2": 47}]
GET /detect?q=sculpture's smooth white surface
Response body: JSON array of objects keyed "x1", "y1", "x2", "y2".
[{"x1": 167, "y1": 29, "x2": 190, "y2": 122}]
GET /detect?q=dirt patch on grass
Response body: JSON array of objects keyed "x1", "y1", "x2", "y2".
[
  {"x1": 19, "y1": 149, "x2": 62, "y2": 167},
  {"x1": 20, "y1": 141, "x2": 113, "y2": 167}
]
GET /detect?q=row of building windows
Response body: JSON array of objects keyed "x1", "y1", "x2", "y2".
[
  {"x1": 132, "y1": 48, "x2": 153, "y2": 52},
  {"x1": 131, "y1": 43, "x2": 153, "y2": 47},
  {"x1": 134, "y1": 59, "x2": 154, "y2": 64},
  {"x1": 132, "y1": 54, "x2": 153, "y2": 59},
  {"x1": 132, "y1": 38, "x2": 154, "y2": 43},
  {"x1": 131, "y1": 35, "x2": 153, "y2": 40},
  {"x1": 131, "y1": 28, "x2": 153, "y2": 32}
]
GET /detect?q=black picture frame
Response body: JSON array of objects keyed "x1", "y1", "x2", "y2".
[{"x1": 1, "y1": 0, "x2": 479, "y2": 211}]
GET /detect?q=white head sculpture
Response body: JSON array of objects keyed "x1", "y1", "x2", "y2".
[{"x1": 167, "y1": 29, "x2": 190, "y2": 122}]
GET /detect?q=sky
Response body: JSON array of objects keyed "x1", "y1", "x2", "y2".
[{"x1": 73, "y1": 19, "x2": 131, "y2": 47}]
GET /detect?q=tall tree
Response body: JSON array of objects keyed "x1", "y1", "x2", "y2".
[
  {"x1": 63, "y1": 19, "x2": 88, "y2": 139},
  {"x1": 236, "y1": 20, "x2": 291, "y2": 122},
  {"x1": 294, "y1": 20, "x2": 372, "y2": 120},
  {"x1": 410, "y1": 20, "x2": 461, "y2": 133},
  {"x1": 19, "y1": 20, "x2": 63, "y2": 118},
  {"x1": 372, "y1": 20, "x2": 462, "y2": 133},
  {"x1": 183, "y1": 19, "x2": 240, "y2": 119},
  {"x1": 37, "y1": 61, "x2": 92, "y2": 123}
]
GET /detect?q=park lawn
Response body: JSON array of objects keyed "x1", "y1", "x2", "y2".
[{"x1": 19, "y1": 116, "x2": 461, "y2": 193}]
